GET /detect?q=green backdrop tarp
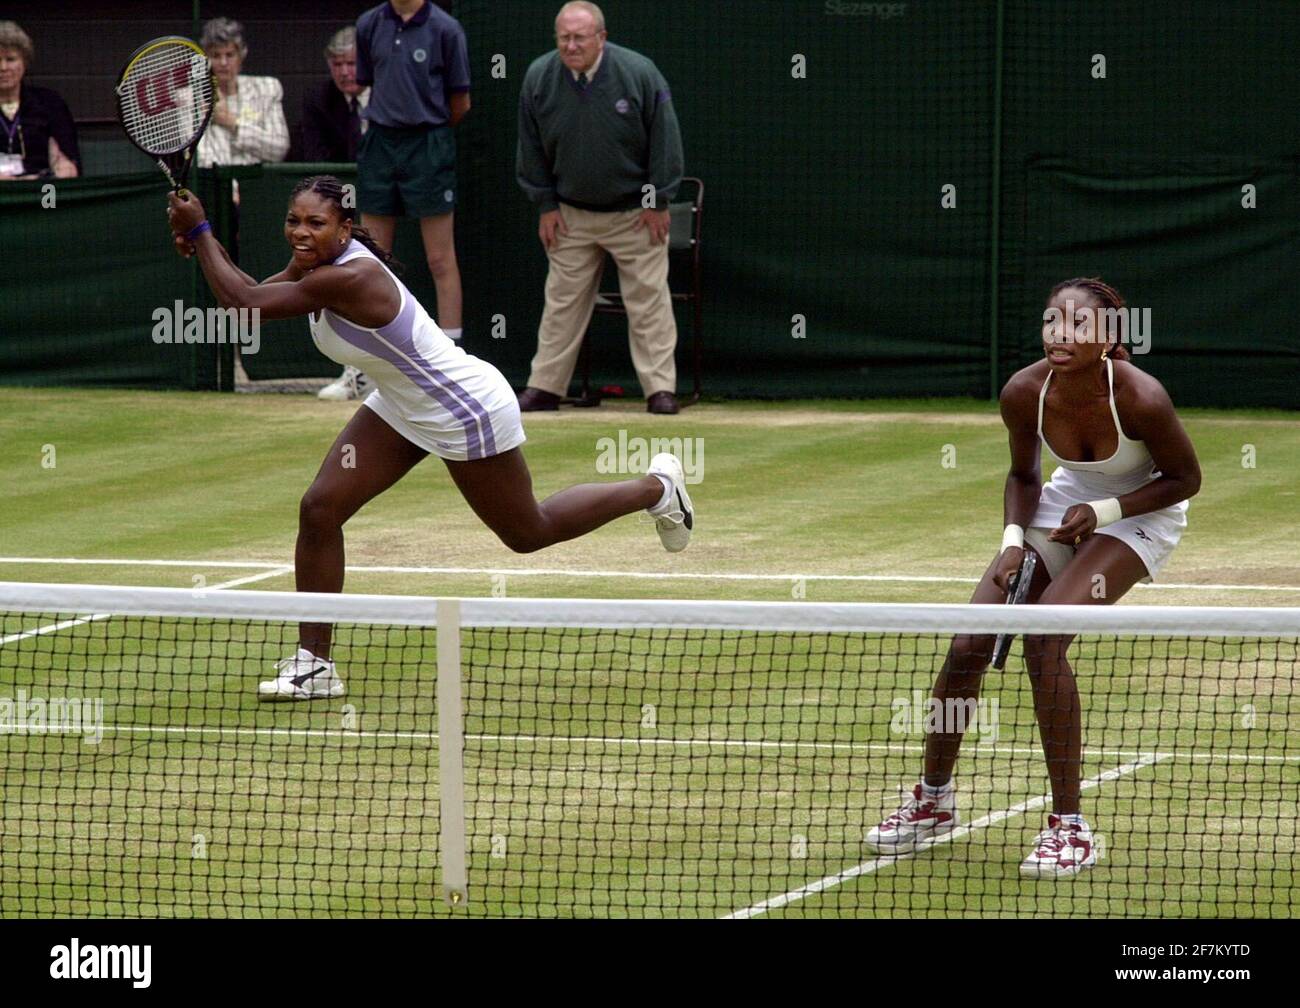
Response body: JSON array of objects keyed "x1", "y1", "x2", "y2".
[
  {"x1": 1022, "y1": 157, "x2": 1300, "y2": 409},
  {"x1": 0, "y1": 173, "x2": 213, "y2": 389},
  {"x1": 453, "y1": 0, "x2": 996, "y2": 400},
  {"x1": 995, "y1": 0, "x2": 1300, "y2": 407},
  {"x1": 2, "y1": 1, "x2": 1297, "y2": 407}
]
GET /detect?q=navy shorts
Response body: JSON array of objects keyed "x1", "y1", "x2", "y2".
[{"x1": 357, "y1": 123, "x2": 456, "y2": 218}]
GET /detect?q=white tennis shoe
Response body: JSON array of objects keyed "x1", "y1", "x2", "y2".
[
  {"x1": 318, "y1": 365, "x2": 372, "y2": 401},
  {"x1": 865, "y1": 783, "x2": 959, "y2": 854},
  {"x1": 646, "y1": 452, "x2": 694, "y2": 553},
  {"x1": 1019, "y1": 814, "x2": 1097, "y2": 878},
  {"x1": 257, "y1": 648, "x2": 345, "y2": 702}
]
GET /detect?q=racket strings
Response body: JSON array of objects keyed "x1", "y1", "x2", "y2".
[{"x1": 119, "y1": 44, "x2": 212, "y2": 155}]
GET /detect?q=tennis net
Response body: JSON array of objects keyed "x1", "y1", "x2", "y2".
[{"x1": 0, "y1": 582, "x2": 1295, "y2": 919}]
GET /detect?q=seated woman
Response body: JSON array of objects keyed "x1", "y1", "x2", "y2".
[
  {"x1": 0, "y1": 20, "x2": 79, "y2": 180},
  {"x1": 196, "y1": 17, "x2": 290, "y2": 168},
  {"x1": 865, "y1": 278, "x2": 1201, "y2": 879}
]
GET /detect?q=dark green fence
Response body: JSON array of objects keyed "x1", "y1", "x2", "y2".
[{"x1": 2, "y1": 1, "x2": 1296, "y2": 407}]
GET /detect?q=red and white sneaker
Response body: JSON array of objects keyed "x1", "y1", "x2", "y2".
[
  {"x1": 865, "y1": 784, "x2": 959, "y2": 855},
  {"x1": 1019, "y1": 814, "x2": 1097, "y2": 879}
]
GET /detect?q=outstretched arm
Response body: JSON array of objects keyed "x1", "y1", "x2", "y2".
[
  {"x1": 1000, "y1": 376, "x2": 1044, "y2": 530},
  {"x1": 192, "y1": 237, "x2": 342, "y2": 319},
  {"x1": 260, "y1": 260, "x2": 305, "y2": 284},
  {"x1": 1107, "y1": 383, "x2": 1201, "y2": 516},
  {"x1": 992, "y1": 374, "x2": 1044, "y2": 591},
  {"x1": 168, "y1": 191, "x2": 339, "y2": 320},
  {"x1": 172, "y1": 231, "x2": 258, "y2": 286}
]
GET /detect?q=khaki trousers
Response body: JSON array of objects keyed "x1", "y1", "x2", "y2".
[{"x1": 527, "y1": 203, "x2": 677, "y2": 398}]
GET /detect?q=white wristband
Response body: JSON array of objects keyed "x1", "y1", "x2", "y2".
[
  {"x1": 1001, "y1": 524, "x2": 1024, "y2": 552},
  {"x1": 1088, "y1": 498, "x2": 1123, "y2": 528}
]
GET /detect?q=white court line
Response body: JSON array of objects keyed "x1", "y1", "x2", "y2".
[
  {"x1": 0, "y1": 567, "x2": 292, "y2": 647},
  {"x1": 722, "y1": 751, "x2": 1171, "y2": 919},
  {"x1": 49, "y1": 726, "x2": 1297, "y2": 765},
  {"x1": 2, "y1": 557, "x2": 1298, "y2": 593},
  {"x1": 0, "y1": 614, "x2": 115, "y2": 647}
]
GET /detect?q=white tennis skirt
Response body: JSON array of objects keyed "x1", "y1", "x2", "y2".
[
  {"x1": 1026, "y1": 469, "x2": 1189, "y2": 584},
  {"x1": 362, "y1": 363, "x2": 526, "y2": 462}
]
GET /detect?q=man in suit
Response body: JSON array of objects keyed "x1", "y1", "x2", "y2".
[
  {"x1": 307, "y1": 26, "x2": 376, "y2": 403},
  {"x1": 300, "y1": 26, "x2": 368, "y2": 163}
]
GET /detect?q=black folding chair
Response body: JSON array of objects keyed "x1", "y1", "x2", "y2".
[{"x1": 569, "y1": 177, "x2": 704, "y2": 406}]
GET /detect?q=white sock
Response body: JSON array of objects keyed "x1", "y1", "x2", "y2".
[
  {"x1": 1057, "y1": 813, "x2": 1085, "y2": 828},
  {"x1": 921, "y1": 780, "x2": 953, "y2": 800},
  {"x1": 647, "y1": 474, "x2": 674, "y2": 513},
  {"x1": 443, "y1": 326, "x2": 463, "y2": 342},
  {"x1": 296, "y1": 647, "x2": 329, "y2": 665}
]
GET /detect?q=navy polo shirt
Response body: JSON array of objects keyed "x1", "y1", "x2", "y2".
[{"x1": 356, "y1": 1, "x2": 470, "y2": 129}]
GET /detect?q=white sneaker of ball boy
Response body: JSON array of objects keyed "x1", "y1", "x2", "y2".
[
  {"x1": 317, "y1": 365, "x2": 373, "y2": 402},
  {"x1": 865, "y1": 781, "x2": 1097, "y2": 879},
  {"x1": 257, "y1": 452, "x2": 696, "y2": 700}
]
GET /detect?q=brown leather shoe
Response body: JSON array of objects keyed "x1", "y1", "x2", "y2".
[
  {"x1": 646, "y1": 391, "x2": 680, "y2": 415},
  {"x1": 517, "y1": 387, "x2": 561, "y2": 411}
]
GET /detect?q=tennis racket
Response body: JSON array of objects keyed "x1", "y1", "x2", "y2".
[
  {"x1": 116, "y1": 36, "x2": 213, "y2": 195},
  {"x1": 990, "y1": 550, "x2": 1037, "y2": 670}
]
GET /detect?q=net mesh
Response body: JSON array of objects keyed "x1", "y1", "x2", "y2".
[
  {"x1": 117, "y1": 41, "x2": 213, "y2": 156},
  {"x1": 1, "y1": 588, "x2": 1295, "y2": 918}
]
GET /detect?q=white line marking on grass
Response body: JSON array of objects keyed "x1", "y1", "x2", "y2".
[
  {"x1": 102, "y1": 724, "x2": 438, "y2": 741},
  {"x1": 0, "y1": 613, "x2": 114, "y2": 646},
  {"x1": 206, "y1": 567, "x2": 294, "y2": 589},
  {"x1": 3, "y1": 557, "x2": 1298, "y2": 592},
  {"x1": 72, "y1": 728, "x2": 1298, "y2": 765},
  {"x1": 0, "y1": 567, "x2": 291, "y2": 647},
  {"x1": 0, "y1": 557, "x2": 289, "y2": 570},
  {"x1": 721, "y1": 751, "x2": 1172, "y2": 920}
]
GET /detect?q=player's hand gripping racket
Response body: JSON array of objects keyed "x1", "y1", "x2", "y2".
[
  {"x1": 990, "y1": 550, "x2": 1037, "y2": 670},
  {"x1": 116, "y1": 36, "x2": 213, "y2": 197}
]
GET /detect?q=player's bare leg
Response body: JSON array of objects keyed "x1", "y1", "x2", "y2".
[
  {"x1": 865, "y1": 547, "x2": 1051, "y2": 854},
  {"x1": 1018, "y1": 535, "x2": 1148, "y2": 877},
  {"x1": 443, "y1": 447, "x2": 662, "y2": 552}
]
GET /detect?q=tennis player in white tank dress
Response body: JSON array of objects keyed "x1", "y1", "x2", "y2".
[
  {"x1": 307, "y1": 239, "x2": 526, "y2": 462},
  {"x1": 1023, "y1": 357, "x2": 1188, "y2": 583}
]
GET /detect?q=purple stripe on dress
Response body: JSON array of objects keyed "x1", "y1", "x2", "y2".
[
  {"x1": 325, "y1": 299, "x2": 496, "y2": 459},
  {"x1": 426, "y1": 361, "x2": 498, "y2": 457},
  {"x1": 376, "y1": 297, "x2": 498, "y2": 456}
]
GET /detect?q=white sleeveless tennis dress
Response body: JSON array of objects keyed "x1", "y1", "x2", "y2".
[
  {"x1": 1025, "y1": 358, "x2": 1189, "y2": 583},
  {"x1": 307, "y1": 240, "x2": 525, "y2": 461}
]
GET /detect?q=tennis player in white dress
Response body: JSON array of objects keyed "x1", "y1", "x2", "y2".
[
  {"x1": 167, "y1": 175, "x2": 695, "y2": 701},
  {"x1": 866, "y1": 277, "x2": 1202, "y2": 879}
]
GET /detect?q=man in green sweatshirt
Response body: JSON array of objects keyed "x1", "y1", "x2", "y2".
[{"x1": 515, "y1": 1, "x2": 685, "y2": 414}]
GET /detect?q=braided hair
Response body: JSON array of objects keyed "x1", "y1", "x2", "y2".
[
  {"x1": 1048, "y1": 276, "x2": 1131, "y2": 361},
  {"x1": 289, "y1": 174, "x2": 403, "y2": 274}
]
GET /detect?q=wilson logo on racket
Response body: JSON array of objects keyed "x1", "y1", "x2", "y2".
[{"x1": 132, "y1": 64, "x2": 194, "y2": 116}]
